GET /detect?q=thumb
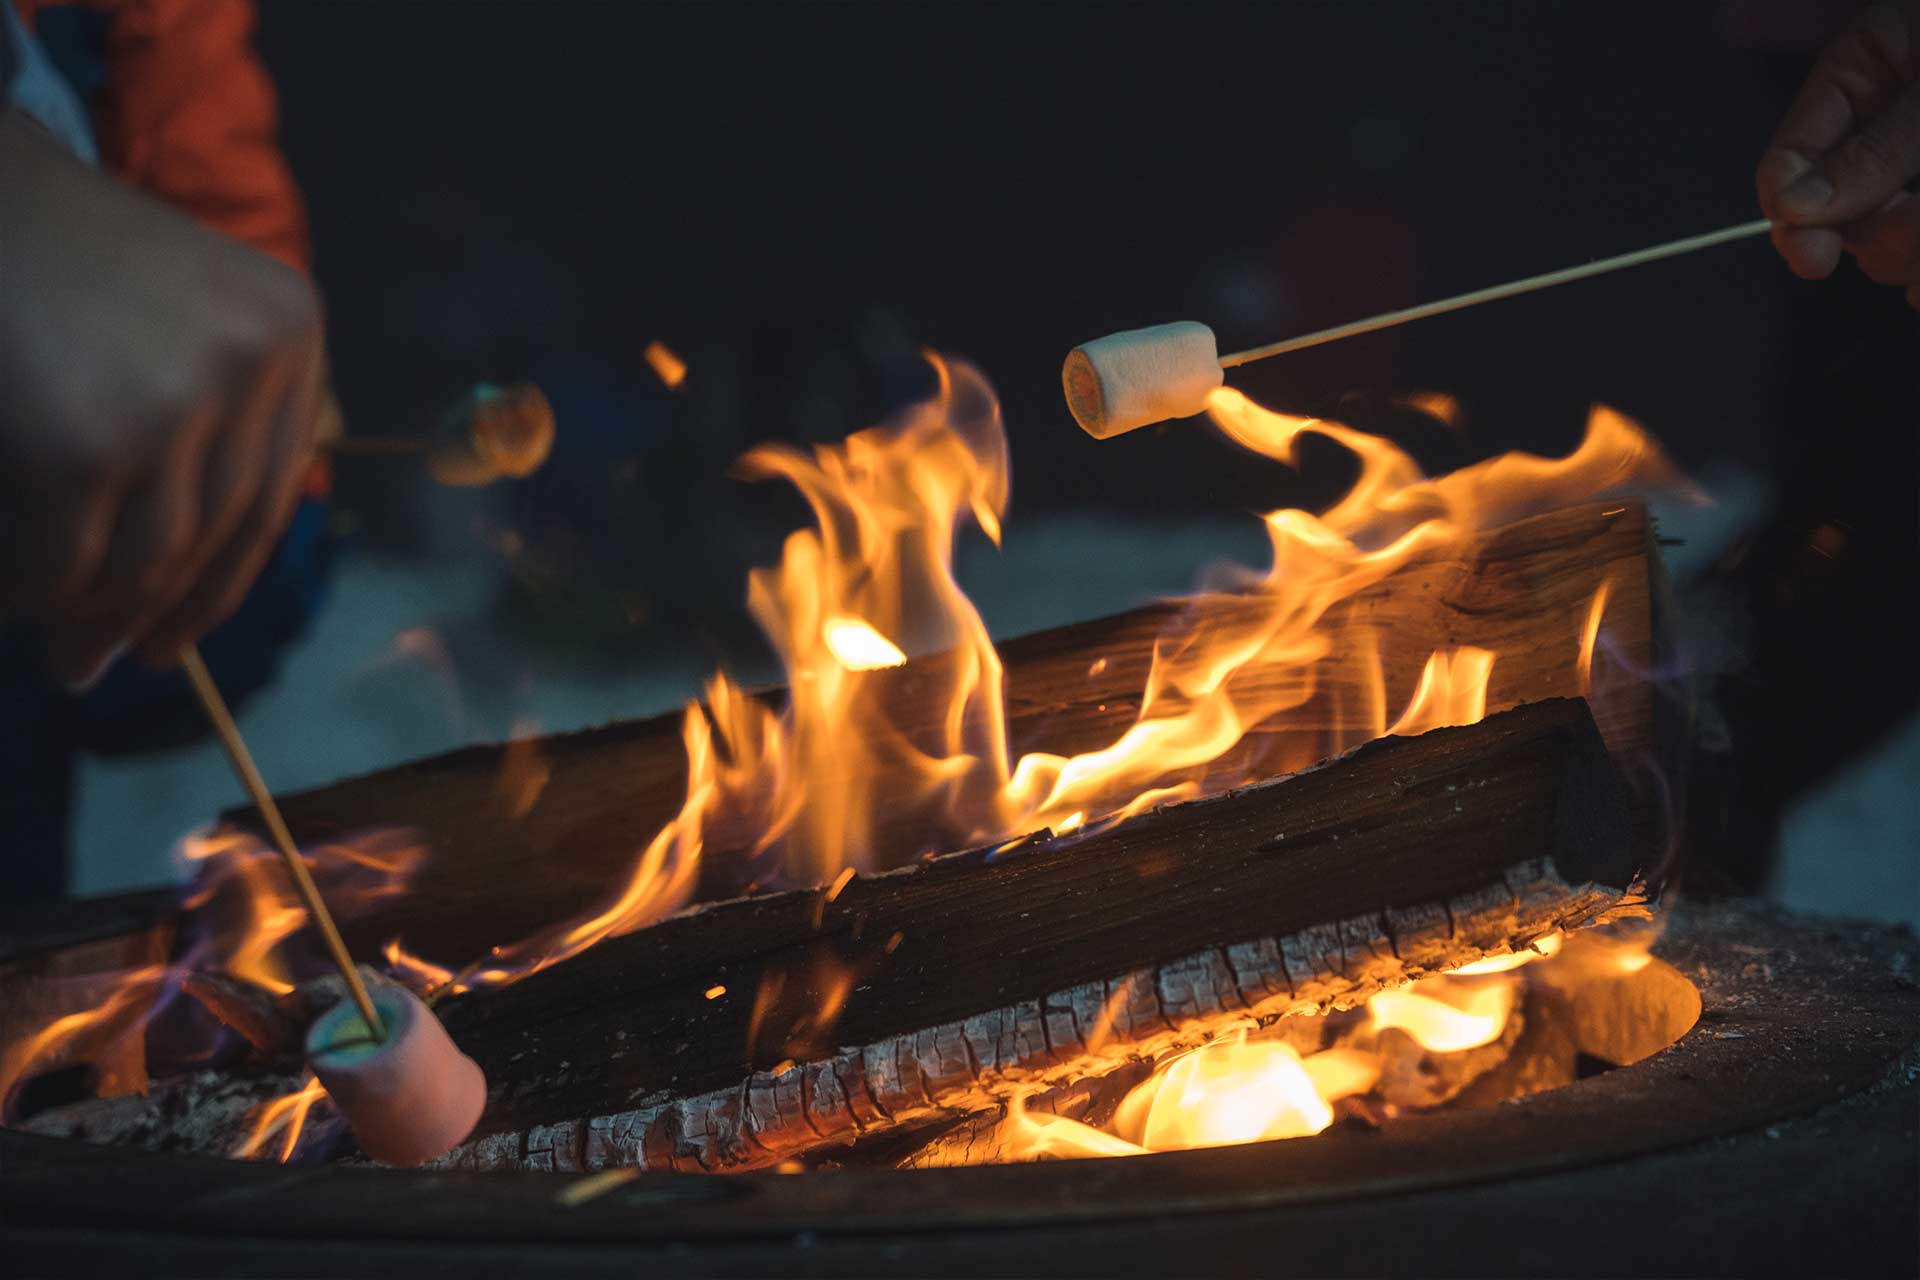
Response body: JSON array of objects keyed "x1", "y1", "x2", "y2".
[{"x1": 1775, "y1": 79, "x2": 1920, "y2": 225}]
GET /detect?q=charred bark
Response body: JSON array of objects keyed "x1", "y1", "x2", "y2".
[{"x1": 428, "y1": 697, "x2": 1644, "y2": 1173}]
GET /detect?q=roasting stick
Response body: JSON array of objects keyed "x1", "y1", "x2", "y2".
[
  {"x1": 1219, "y1": 219, "x2": 1771, "y2": 366},
  {"x1": 326, "y1": 436, "x2": 424, "y2": 456},
  {"x1": 1064, "y1": 218, "x2": 1774, "y2": 438},
  {"x1": 312, "y1": 382, "x2": 557, "y2": 485},
  {"x1": 178, "y1": 645, "x2": 386, "y2": 1041}
]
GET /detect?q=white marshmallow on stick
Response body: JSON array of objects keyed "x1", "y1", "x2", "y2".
[
  {"x1": 1062, "y1": 321, "x2": 1223, "y2": 439},
  {"x1": 306, "y1": 986, "x2": 487, "y2": 1167},
  {"x1": 1063, "y1": 219, "x2": 1772, "y2": 438}
]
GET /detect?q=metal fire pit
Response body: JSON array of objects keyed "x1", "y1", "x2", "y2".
[{"x1": 1, "y1": 896, "x2": 1914, "y2": 1277}]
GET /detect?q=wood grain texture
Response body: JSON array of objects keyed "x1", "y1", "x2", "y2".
[{"x1": 429, "y1": 697, "x2": 1640, "y2": 1173}]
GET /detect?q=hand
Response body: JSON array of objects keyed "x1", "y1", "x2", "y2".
[
  {"x1": 1756, "y1": 1, "x2": 1920, "y2": 308},
  {"x1": 0, "y1": 109, "x2": 327, "y2": 686}
]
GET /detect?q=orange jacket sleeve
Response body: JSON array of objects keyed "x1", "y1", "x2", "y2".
[{"x1": 19, "y1": 0, "x2": 310, "y2": 274}]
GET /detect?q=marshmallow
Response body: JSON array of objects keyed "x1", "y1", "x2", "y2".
[
  {"x1": 1062, "y1": 321, "x2": 1223, "y2": 439},
  {"x1": 428, "y1": 382, "x2": 556, "y2": 486},
  {"x1": 305, "y1": 986, "x2": 486, "y2": 1167}
]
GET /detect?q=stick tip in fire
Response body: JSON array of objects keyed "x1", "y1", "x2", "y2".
[
  {"x1": 1062, "y1": 321, "x2": 1222, "y2": 439},
  {"x1": 304, "y1": 986, "x2": 487, "y2": 1167}
]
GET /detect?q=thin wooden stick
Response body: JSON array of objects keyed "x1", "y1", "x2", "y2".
[
  {"x1": 325, "y1": 436, "x2": 425, "y2": 456},
  {"x1": 1218, "y1": 219, "x2": 1772, "y2": 368},
  {"x1": 179, "y1": 646, "x2": 386, "y2": 1040}
]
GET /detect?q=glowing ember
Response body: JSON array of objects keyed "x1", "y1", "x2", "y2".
[
  {"x1": 644, "y1": 340, "x2": 688, "y2": 389},
  {"x1": 1402, "y1": 390, "x2": 1463, "y2": 426}
]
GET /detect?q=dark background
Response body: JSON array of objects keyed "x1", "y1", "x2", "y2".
[
  {"x1": 234, "y1": 1, "x2": 1914, "y2": 895},
  {"x1": 271, "y1": 0, "x2": 1814, "y2": 534}
]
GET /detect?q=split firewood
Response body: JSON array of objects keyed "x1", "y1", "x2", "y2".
[
  {"x1": 427, "y1": 696, "x2": 1644, "y2": 1174},
  {"x1": 224, "y1": 500, "x2": 1664, "y2": 969}
]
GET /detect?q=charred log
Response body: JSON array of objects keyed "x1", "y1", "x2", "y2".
[{"x1": 428, "y1": 697, "x2": 1643, "y2": 1173}]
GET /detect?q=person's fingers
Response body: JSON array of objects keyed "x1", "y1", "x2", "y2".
[
  {"x1": 1759, "y1": 1, "x2": 1920, "y2": 227},
  {"x1": 1846, "y1": 191, "x2": 1920, "y2": 284},
  {"x1": 1771, "y1": 222, "x2": 1847, "y2": 279},
  {"x1": 161, "y1": 355, "x2": 288, "y2": 610},
  {"x1": 47, "y1": 463, "x2": 200, "y2": 687},
  {"x1": 1780, "y1": 79, "x2": 1920, "y2": 225},
  {"x1": 136, "y1": 350, "x2": 325, "y2": 663}
]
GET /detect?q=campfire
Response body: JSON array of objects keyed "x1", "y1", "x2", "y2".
[{"x1": 3, "y1": 356, "x2": 1706, "y2": 1172}]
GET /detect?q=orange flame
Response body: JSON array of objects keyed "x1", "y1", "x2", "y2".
[
  {"x1": 234, "y1": 1075, "x2": 328, "y2": 1162},
  {"x1": 988, "y1": 964, "x2": 1544, "y2": 1163},
  {"x1": 5, "y1": 358, "x2": 1695, "y2": 1153},
  {"x1": 645, "y1": 340, "x2": 688, "y2": 389},
  {"x1": 1368, "y1": 978, "x2": 1515, "y2": 1053},
  {"x1": 993, "y1": 1033, "x2": 1381, "y2": 1161},
  {"x1": 1576, "y1": 578, "x2": 1615, "y2": 694},
  {"x1": 2, "y1": 829, "x2": 425, "y2": 1125},
  {"x1": 388, "y1": 358, "x2": 1693, "y2": 997},
  {"x1": 0, "y1": 966, "x2": 168, "y2": 1116}
]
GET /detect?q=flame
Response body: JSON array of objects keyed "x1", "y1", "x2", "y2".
[
  {"x1": 235, "y1": 1075, "x2": 328, "y2": 1162},
  {"x1": 1576, "y1": 578, "x2": 1614, "y2": 694},
  {"x1": 2, "y1": 829, "x2": 425, "y2": 1124},
  {"x1": 4, "y1": 356, "x2": 1695, "y2": 1156},
  {"x1": 1121, "y1": 1034, "x2": 1349, "y2": 1149},
  {"x1": 822, "y1": 617, "x2": 908, "y2": 671},
  {"x1": 963, "y1": 914, "x2": 1684, "y2": 1166},
  {"x1": 645, "y1": 340, "x2": 688, "y2": 389},
  {"x1": 1401, "y1": 391, "x2": 1463, "y2": 426},
  {"x1": 1449, "y1": 930, "x2": 1564, "y2": 975},
  {"x1": 994, "y1": 1033, "x2": 1381, "y2": 1161},
  {"x1": 1385, "y1": 646, "x2": 1496, "y2": 737},
  {"x1": 372, "y1": 359, "x2": 1693, "y2": 995},
  {"x1": 1368, "y1": 977, "x2": 1516, "y2": 1053},
  {"x1": 0, "y1": 967, "x2": 168, "y2": 1116}
]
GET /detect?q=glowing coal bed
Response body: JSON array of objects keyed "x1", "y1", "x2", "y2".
[{"x1": 886, "y1": 924, "x2": 1701, "y2": 1169}]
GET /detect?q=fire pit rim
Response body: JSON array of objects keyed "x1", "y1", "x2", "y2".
[{"x1": 1, "y1": 898, "x2": 1913, "y2": 1247}]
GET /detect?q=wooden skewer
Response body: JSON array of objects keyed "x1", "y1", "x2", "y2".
[
  {"x1": 1217, "y1": 219, "x2": 1773, "y2": 368},
  {"x1": 310, "y1": 390, "x2": 423, "y2": 457},
  {"x1": 179, "y1": 645, "x2": 386, "y2": 1040},
  {"x1": 325, "y1": 436, "x2": 425, "y2": 456}
]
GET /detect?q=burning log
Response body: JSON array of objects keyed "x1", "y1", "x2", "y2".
[
  {"x1": 428, "y1": 696, "x2": 1642, "y2": 1173},
  {"x1": 231, "y1": 500, "x2": 1665, "y2": 969}
]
